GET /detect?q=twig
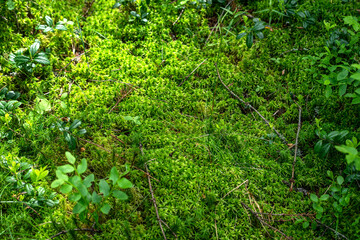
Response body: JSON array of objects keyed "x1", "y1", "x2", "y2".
[
  {"x1": 77, "y1": 137, "x2": 112, "y2": 153},
  {"x1": 160, "y1": 219, "x2": 178, "y2": 239},
  {"x1": 47, "y1": 228, "x2": 101, "y2": 240},
  {"x1": 133, "y1": 166, "x2": 160, "y2": 182},
  {"x1": 289, "y1": 102, "x2": 302, "y2": 192},
  {"x1": 241, "y1": 202, "x2": 292, "y2": 240},
  {"x1": 215, "y1": 63, "x2": 288, "y2": 145},
  {"x1": 315, "y1": 220, "x2": 348, "y2": 240},
  {"x1": 108, "y1": 88, "x2": 134, "y2": 114},
  {"x1": 215, "y1": 180, "x2": 248, "y2": 240},
  {"x1": 145, "y1": 164, "x2": 167, "y2": 240},
  {"x1": 178, "y1": 59, "x2": 207, "y2": 87},
  {"x1": 173, "y1": 7, "x2": 185, "y2": 25},
  {"x1": 56, "y1": 52, "x2": 88, "y2": 77},
  {"x1": 111, "y1": 134, "x2": 126, "y2": 145}
]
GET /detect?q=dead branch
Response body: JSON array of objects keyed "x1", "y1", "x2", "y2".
[
  {"x1": 108, "y1": 87, "x2": 134, "y2": 114},
  {"x1": 290, "y1": 102, "x2": 302, "y2": 191},
  {"x1": 56, "y1": 52, "x2": 88, "y2": 77},
  {"x1": 241, "y1": 202, "x2": 292, "y2": 240},
  {"x1": 173, "y1": 7, "x2": 185, "y2": 25},
  {"x1": 178, "y1": 59, "x2": 207, "y2": 87},
  {"x1": 47, "y1": 228, "x2": 101, "y2": 240},
  {"x1": 145, "y1": 164, "x2": 167, "y2": 240},
  {"x1": 315, "y1": 220, "x2": 348, "y2": 240},
  {"x1": 215, "y1": 180, "x2": 248, "y2": 240},
  {"x1": 215, "y1": 63, "x2": 288, "y2": 145}
]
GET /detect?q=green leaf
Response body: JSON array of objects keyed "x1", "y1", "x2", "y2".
[
  {"x1": 69, "y1": 193, "x2": 81, "y2": 202},
  {"x1": 83, "y1": 174, "x2": 94, "y2": 188},
  {"x1": 29, "y1": 41, "x2": 40, "y2": 58},
  {"x1": 69, "y1": 175, "x2": 81, "y2": 186},
  {"x1": 325, "y1": 85, "x2": 332, "y2": 98},
  {"x1": 58, "y1": 164, "x2": 75, "y2": 173},
  {"x1": 77, "y1": 158, "x2": 87, "y2": 175},
  {"x1": 55, "y1": 24, "x2": 67, "y2": 31},
  {"x1": 65, "y1": 152, "x2": 76, "y2": 164},
  {"x1": 319, "y1": 194, "x2": 329, "y2": 201},
  {"x1": 236, "y1": 32, "x2": 247, "y2": 40},
  {"x1": 117, "y1": 178, "x2": 133, "y2": 189},
  {"x1": 313, "y1": 203, "x2": 324, "y2": 213},
  {"x1": 56, "y1": 170, "x2": 69, "y2": 181},
  {"x1": 302, "y1": 221, "x2": 309, "y2": 229},
  {"x1": 60, "y1": 184, "x2": 73, "y2": 194},
  {"x1": 113, "y1": 190, "x2": 128, "y2": 200},
  {"x1": 351, "y1": 72, "x2": 360, "y2": 80},
  {"x1": 73, "y1": 202, "x2": 86, "y2": 214},
  {"x1": 92, "y1": 191, "x2": 102, "y2": 204},
  {"x1": 100, "y1": 203, "x2": 111, "y2": 214},
  {"x1": 337, "y1": 69, "x2": 348, "y2": 81},
  {"x1": 351, "y1": 97, "x2": 360, "y2": 104},
  {"x1": 246, "y1": 32, "x2": 254, "y2": 48},
  {"x1": 33, "y1": 55, "x2": 50, "y2": 65},
  {"x1": 99, "y1": 179, "x2": 110, "y2": 197},
  {"x1": 51, "y1": 179, "x2": 64, "y2": 188},
  {"x1": 339, "y1": 84, "x2": 347, "y2": 97},
  {"x1": 109, "y1": 167, "x2": 119, "y2": 185},
  {"x1": 6, "y1": 0, "x2": 15, "y2": 10},
  {"x1": 14, "y1": 55, "x2": 30, "y2": 64},
  {"x1": 310, "y1": 193, "x2": 318, "y2": 203},
  {"x1": 337, "y1": 176, "x2": 344, "y2": 185},
  {"x1": 314, "y1": 140, "x2": 322, "y2": 153},
  {"x1": 69, "y1": 120, "x2": 81, "y2": 130},
  {"x1": 45, "y1": 16, "x2": 53, "y2": 27}
]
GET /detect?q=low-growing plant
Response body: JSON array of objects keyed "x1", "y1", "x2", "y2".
[
  {"x1": 237, "y1": 17, "x2": 266, "y2": 48},
  {"x1": 112, "y1": 0, "x2": 136, "y2": 9},
  {"x1": 0, "y1": 87, "x2": 21, "y2": 116},
  {"x1": 36, "y1": 16, "x2": 72, "y2": 33},
  {"x1": 9, "y1": 40, "x2": 50, "y2": 73},
  {"x1": 335, "y1": 137, "x2": 360, "y2": 170},
  {"x1": 52, "y1": 118, "x2": 86, "y2": 150},
  {"x1": 1, "y1": 156, "x2": 59, "y2": 208},
  {"x1": 51, "y1": 152, "x2": 133, "y2": 223}
]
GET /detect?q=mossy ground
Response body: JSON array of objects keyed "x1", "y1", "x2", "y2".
[{"x1": 1, "y1": 0, "x2": 360, "y2": 239}]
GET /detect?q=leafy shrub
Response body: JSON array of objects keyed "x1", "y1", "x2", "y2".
[
  {"x1": 9, "y1": 40, "x2": 50, "y2": 73},
  {"x1": 51, "y1": 152, "x2": 133, "y2": 223}
]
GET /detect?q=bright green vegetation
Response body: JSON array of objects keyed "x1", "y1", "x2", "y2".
[{"x1": 1, "y1": 0, "x2": 360, "y2": 239}]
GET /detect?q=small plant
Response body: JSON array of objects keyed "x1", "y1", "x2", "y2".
[
  {"x1": 112, "y1": 0, "x2": 136, "y2": 9},
  {"x1": 36, "y1": 16, "x2": 72, "y2": 33},
  {"x1": 335, "y1": 137, "x2": 360, "y2": 170},
  {"x1": 9, "y1": 40, "x2": 50, "y2": 73},
  {"x1": 237, "y1": 17, "x2": 266, "y2": 48},
  {"x1": 0, "y1": 87, "x2": 21, "y2": 116},
  {"x1": 2, "y1": 157, "x2": 59, "y2": 208},
  {"x1": 314, "y1": 119, "x2": 348, "y2": 158},
  {"x1": 53, "y1": 118, "x2": 86, "y2": 150},
  {"x1": 51, "y1": 152, "x2": 133, "y2": 223},
  {"x1": 297, "y1": 10, "x2": 315, "y2": 29}
]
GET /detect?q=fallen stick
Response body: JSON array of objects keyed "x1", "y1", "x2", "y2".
[
  {"x1": 178, "y1": 59, "x2": 207, "y2": 87},
  {"x1": 145, "y1": 164, "x2": 167, "y2": 240},
  {"x1": 215, "y1": 180, "x2": 248, "y2": 240},
  {"x1": 173, "y1": 7, "x2": 185, "y2": 25},
  {"x1": 289, "y1": 102, "x2": 302, "y2": 192},
  {"x1": 315, "y1": 220, "x2": 348, "y2": 240},
  {"x1": 47, "y1": 228, "x2": 101, "y2": 240},
  {"x1": 215, "y1": 63, "x2": 288, "y2": 145},
  {"x1": 241, "y1": 202, "x2": 292, "y2": 240},
  {"x1": 108, "y1": 88, "x2": 134, "y2": 114}
]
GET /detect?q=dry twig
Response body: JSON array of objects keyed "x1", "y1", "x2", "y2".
[
  {"x1": 173, "y1": 7, "x2": 185, "y2": 25},
  {"x1": 108, "y1": 87, "x2": 134, "y2": 113},
  {"x1": 241, "y1": 202, "x2": 292, "y2": 240},
  {"x1": 178, "y1": 59, "x2": 207, "y2": 87},
  {"x1": 145, "y1": 164, "x2": 167, "y2": 240},
  {"x1": 215, "y1": 180, "x2": 248, "y2": 240},
  {"x1": 215, "y1": 63, "x2": 288, "y2": 145},
  {"x1": 289, "y1": 102, "x2": 302, "y2": 191},
  {"x1": 47, "y1": 228, "x2": 101, "y2": 240}
]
